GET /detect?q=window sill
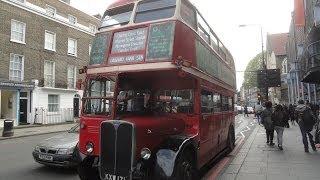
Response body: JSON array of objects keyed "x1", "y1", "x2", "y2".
[
  {"x1": 44, "y1": 48, "x2": 56, "y2": 52},
  {"x1": 10, "y1": 39, "x2": 26, "y2": 45},
  {"x1": 68, "y1": 53, "x2": 77, "y2": 57}
]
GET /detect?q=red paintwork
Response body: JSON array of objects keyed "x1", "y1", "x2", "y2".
[{"x1": 79, "y1": 3, "x2": 236, "y2": 170}]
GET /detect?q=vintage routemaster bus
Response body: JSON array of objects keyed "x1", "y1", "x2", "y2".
[{"x1": 77, "y1": 0, "x2": 236, "y2": 179}]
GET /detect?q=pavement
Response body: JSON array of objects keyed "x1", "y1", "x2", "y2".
[
  {"x1": 218, "y1": 123, "x2": 320, "y2": 180},
  {"x1": 0, "y1": 122, "x2": 78, "y2": 140}
]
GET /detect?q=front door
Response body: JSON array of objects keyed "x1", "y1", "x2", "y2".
[
  {"x1": 74, "y1": 98, "x2": 80, "y2": 117},
  {"x1": 19, "y1": 99, "x2": 28, "y2": 124}
]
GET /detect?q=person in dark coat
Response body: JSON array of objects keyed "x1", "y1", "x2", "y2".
[
  {"x1": 289, "y1": 104, "x2": 296, "y2": 125},
  {"x1": 282, "y1": 105, "x2": 290, "y2": 128},
  {"x1": 295, "y1": 100, "x2": 317, "y2": 153},
  {"x1": 272, "y1": 105, "x2": 286, "y2": 150},
  {"x1": 261, "y1": 101, "x2": 275, "y2": 146}
]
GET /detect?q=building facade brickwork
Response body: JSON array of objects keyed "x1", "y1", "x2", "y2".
[{"x1": 0, "y1": 0, "x2": 101, "y2": 127}]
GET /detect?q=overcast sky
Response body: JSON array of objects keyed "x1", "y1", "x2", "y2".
[{"x1": 71, "y1": 0, "x2": 293, "y2": 90}]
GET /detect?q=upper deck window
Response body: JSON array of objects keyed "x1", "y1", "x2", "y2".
[
  {"x1": 101, "y1": 4, "x2": 134, "y2": 28},
  {"x1": 135, "y1": 0, "x2": 176, "y2": 23},
  {"x1": 180, "y1": 0, "x2": 196, "y2": 29}
]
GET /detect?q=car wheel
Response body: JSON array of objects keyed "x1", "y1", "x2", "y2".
[{"x1": 173, "y1": 151, "x2": 199, "y2": 180}]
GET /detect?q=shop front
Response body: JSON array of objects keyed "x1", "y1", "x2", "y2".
[{"x1": 0, "y1": 80, "x2": 35, "y2": 127}]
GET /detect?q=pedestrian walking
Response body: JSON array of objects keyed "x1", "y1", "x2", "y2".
[
  {"x1": 283, "y1": 105, "x2": 290, "y2": 128},
  {"x1": 295, "y1": 100, "x2": 317, "y2": 153},
  {"x1": 244, "y1": 105, "x2": 249, "y2": 117},
  {"x1": 255, "y1": 102, "x2": 263, "y2": 125},
  {"x1": 289, "y1": 104, "x2": 296, "y2": 125},
  {"x1": 272, "y1": 105, "x2": 286, "y2": 150},
  {"x1": 261, "y1": 101, "x2": 275, "y2": 146}
]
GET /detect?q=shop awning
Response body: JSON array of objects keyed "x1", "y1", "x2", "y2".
[{"x1": 302, "y1": 66, "x2": 320, "y2": 84}]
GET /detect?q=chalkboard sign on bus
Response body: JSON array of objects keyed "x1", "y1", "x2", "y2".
[
  {"x1": 111, "y1": 28, "x2": 148, "y2": 54},
  {"x1": 89, "y1": 33, "x2": 110, "y2": 65},
  {"x1": 146, "y1": 22, "x2": 175, "y2": 61}
]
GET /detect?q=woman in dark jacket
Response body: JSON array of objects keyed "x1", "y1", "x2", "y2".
[
  {"x1": 272, "y1": 105, "x2": 286, "y2": 150},
  {"x1": 261, "y1": 101, "x2": 275, "y2": 146}
]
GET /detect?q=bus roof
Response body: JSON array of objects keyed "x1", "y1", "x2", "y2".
[{"x1": 108, "y1": 0, "x2": 138, "y2": 9}]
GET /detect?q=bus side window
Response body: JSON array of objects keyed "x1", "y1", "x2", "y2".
[
  {"x1": 228, "y1": 97, "x2": 233, "y2": 111},
  {"x1": 213, "y1": 93, "x2": 221, "y2": 112},
  {"x1": 201, "y1": 90, "x2": 213, "y2": 114},
  {"x1": 221, "y1": 96, "x2": 229, "y2": 112}
]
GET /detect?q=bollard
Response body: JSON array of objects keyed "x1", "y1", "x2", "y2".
[{"x1": 2, "y1": 120, "x2": 14, "y2": 137}]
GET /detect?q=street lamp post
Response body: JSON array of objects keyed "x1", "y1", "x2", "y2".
[{"x1": 239, "y1": 24, "x2": 268, "y2": 101}]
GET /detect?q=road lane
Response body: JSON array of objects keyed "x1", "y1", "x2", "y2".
[{"x1": 0, "y1": 133, "x2": 78, "y2": 180}]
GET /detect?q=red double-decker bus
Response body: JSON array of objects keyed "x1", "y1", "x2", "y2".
[{"x1": 77, "y1": 0, "x2": 236, "y2": 179}]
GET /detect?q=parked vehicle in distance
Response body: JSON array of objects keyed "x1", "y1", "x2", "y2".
[
  {"x1": 235, "y1": 105, "x2": 243, "y2": 114},
  {"x1": 247, "y1": 107, "x2": 254, "y2": 114},
  {"x1": 32, "y1": 124, "x2": 80, "y2": 168}
]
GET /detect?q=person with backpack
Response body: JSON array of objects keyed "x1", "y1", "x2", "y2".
[
  {"x1": 295, "y1": 100, "x2": 317, "y2": 153},
  {"x1": 272, "y1": 105, "x2": 286, "y2": 150},
  {"x1": 261, "y1": 101, "x2": 275, "y2": 146}
]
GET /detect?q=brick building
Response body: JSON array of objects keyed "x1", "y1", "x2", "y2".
[
  {"x1": 0, "y1": 0, "x2": 100, "y2": 127},
  {"x1": 286, "y1": 0, "x2": 319, "y2": 104}
]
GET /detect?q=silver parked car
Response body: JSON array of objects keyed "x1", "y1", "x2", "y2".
[{"x1": 32, "y1": 124, "x2": 80, "y2": 168}]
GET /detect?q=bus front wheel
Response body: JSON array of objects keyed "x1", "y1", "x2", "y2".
[
  {"x1": 173, "y1": 151, "x2": 199, "y2": 180},
  {"x1": 78, "y1": 158, "x2": 100, "y2": 180},
  {"x1": 227, "y1": 126, "x2": 235, "y2": 153}
]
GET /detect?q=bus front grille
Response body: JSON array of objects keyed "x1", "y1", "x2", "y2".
[{"x1": 100, "y1": 120, "x2": 135, "y2": 180}]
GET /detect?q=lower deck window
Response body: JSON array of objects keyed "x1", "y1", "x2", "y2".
[{"x1": 117, "y1": 89, "x2": 193, "y2": 114}]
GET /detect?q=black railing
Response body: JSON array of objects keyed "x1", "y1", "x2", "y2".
[{"x1": 306, "y1": 40, "x2": 320, "y2": 69}]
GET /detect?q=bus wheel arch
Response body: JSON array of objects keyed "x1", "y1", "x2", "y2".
[{"x1": 173, "y1": 146, "x2": 199, "y2": 180}]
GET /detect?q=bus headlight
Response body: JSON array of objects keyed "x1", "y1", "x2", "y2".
[
  {"x1": 86, "y1": 142, "x2": 94, "y2": 154},
  {"x1": 140, "y1": 148, "x2": 151, "y2": 160}
]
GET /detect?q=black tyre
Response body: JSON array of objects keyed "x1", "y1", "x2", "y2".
[
  {"x1": 78, "y1": 158, "x2": 100, "y2": 180},
  {"x1": 173, "y1": 151, "x2": 199, "y2": 180},
  {"x1": 227, "y1": 126, "x2": 235, "y2": 153}
]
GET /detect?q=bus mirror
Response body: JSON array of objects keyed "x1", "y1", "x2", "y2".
[
  {"x1": 79, "y1": 66, "x2": 87, "y2": 74},
  {"x1": 76, "y1": 79, "x2": 83, "y2": 90}
]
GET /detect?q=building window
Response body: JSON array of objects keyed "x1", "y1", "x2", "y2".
[
  {"x1": 44, "y1": 31, "x2": 56, "y2": 51},
  {"x1": 67, "y1": 65, "x2": 76, "y2": 89},
  {"x1": 9, "y1": 54, "x2": 24, "y2": 81},
  {"x1": 48, "y1": 95, "x2": 59, "y2": 112},
  {"x1": 89, "y1": 24, "x2": 96, "y2": 33},
  {"x1": 68, "y1": 15, "x2": 77, "y2": 25},
  {"x1": 89, "y1": 44, "x2": 92, "y2": 55},
  {"x1": 44, "y1": 61, "x2": 55, "y2": 87},
  {"x1": 68, "y1": 38, "x2": 77, "y2": 56},
  {"x1": 46, "y1": 5, "x2": 56, "y2": 17},
  {"x1": 11, "y1": 20, "x2": 26, "y2": 44}
]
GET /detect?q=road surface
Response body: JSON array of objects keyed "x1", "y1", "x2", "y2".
[{"x1": 0, "y1": 115, "x2": 257, "y2": 180}]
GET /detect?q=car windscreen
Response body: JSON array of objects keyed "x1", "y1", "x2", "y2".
[
  {"x1": 68, "y1": 124, "x2": 80, "y2": 133},
  {"x1": 101, "y1": 4, "x2": 134, "y2": 28},
  {"x1": 135, "y1": 0, "x2": 176, "y2": 23}
]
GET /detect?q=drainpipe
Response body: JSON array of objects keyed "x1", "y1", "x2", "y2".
[{"x1": 308, "y1": 84, "x2": 311, "y2": 102}]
